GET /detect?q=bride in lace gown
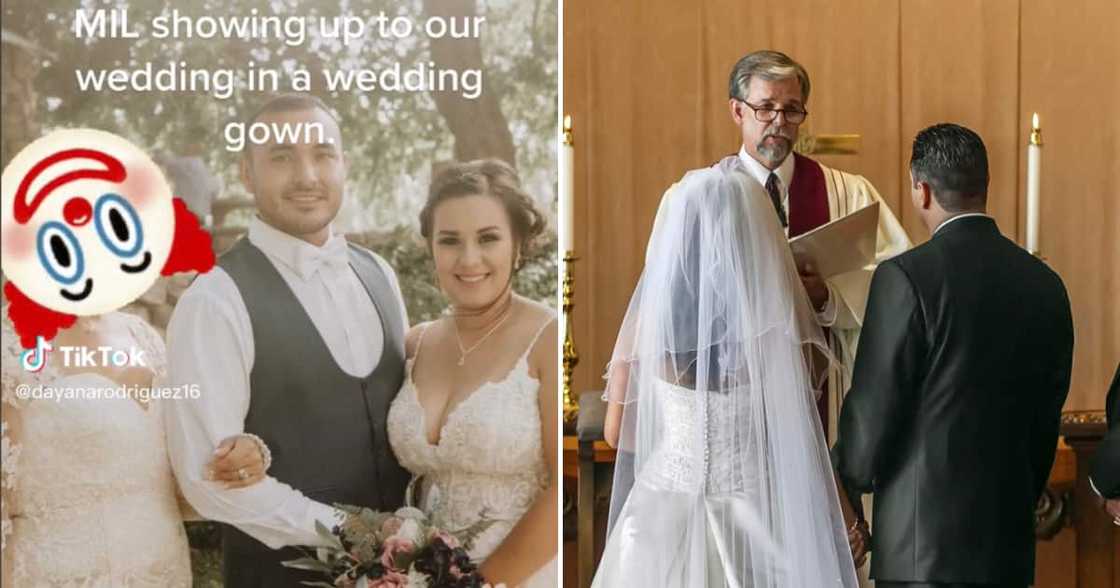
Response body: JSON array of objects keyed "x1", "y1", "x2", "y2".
[
  {"x1": 1, "y1": 310, "x2": 268, "y2": 586},
  {"x1": 592, "y1": 158, "x2": 861, "y2": 587},
  {"x1": 386, "y1": 159, "x2": 558, "y2": 587}
]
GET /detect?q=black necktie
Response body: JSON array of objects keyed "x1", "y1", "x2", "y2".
[{"x1": 766, "y1": 173, "x2": 788, "y2": 228}]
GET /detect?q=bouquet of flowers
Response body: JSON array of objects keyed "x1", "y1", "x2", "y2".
[{"x1": 283, "y1": 505, "x2": 499, "y2": 588}]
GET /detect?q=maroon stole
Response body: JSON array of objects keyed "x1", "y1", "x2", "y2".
[{"x1": 787, "y1": 153, "x2": 833, "y2": 437}]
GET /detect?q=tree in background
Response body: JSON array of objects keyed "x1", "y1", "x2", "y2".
[
  {"x1": 0, "y1": 0, "x2": 557, "y2": 233},
  {"x1": 1, "y1": 3, "x2": 556, "y2": 582}
]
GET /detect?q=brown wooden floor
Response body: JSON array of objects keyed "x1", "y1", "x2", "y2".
[{"x1": 563, "y1": 538, "x2": 578, "y2": 588}]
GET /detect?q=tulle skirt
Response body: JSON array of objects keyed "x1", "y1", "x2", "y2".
[{"x1": 593, "y1": 482, "x2": 852, "y2": 587}]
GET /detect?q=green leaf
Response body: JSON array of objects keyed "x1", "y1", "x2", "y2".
[{"x1": 281, "y1": 557, "x2": 335, "y2": 573}]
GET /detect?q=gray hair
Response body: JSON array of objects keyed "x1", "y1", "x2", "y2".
[{"x1": 728, "y1": 50, "x2": 811, "y2": 103}]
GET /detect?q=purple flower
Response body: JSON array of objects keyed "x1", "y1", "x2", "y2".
[{"x1": 367, "y1": 569, "x2": 408, "y2": 588}]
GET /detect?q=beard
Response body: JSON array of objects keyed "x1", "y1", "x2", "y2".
[{"x1": 756, "y1": 131, "x2": 795, "y2": 165}]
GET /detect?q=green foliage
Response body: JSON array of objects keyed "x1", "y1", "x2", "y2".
[
  {"x1": 186, "y1": 521, "x2": 223, "y2": 586},
  {"x1": 6, "y1": 0, "x2": 558, "y2": 229}
]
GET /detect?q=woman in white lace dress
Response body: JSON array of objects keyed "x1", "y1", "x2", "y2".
[
  {"x1": 1, "y1": 310, "x2": 270, "y2": 586},
  {"x1": 592, "y1": 158, "x2": 862, "y2": 587},
  {"x1": 387, "y1": 159, "x2": 558, "y2": 587}
]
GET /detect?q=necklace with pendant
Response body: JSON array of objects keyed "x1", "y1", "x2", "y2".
[{"x1": 452, "y1": 307, "x2": 513, "y2": 366}]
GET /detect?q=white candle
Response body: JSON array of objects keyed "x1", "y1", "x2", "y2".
[
  {"x1": 1026, "y1": 113, "x2": 1042, "y2": 253},
  {"x1": 560, "y1": 115, "x2": 575, "y2": 253}
]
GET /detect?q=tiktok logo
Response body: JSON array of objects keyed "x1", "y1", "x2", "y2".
[
  {"x1": 20, "y1": 336, "x2": 52, "y2": 372},
  {"x1": 17, "y1": 335, "x2": 146, "y2": 372}
]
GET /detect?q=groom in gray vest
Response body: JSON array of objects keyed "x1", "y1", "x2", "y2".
[{"x1": 164, "y1": 94, "x2": 411, "y2": 586}]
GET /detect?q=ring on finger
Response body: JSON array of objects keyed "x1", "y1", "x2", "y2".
[{"x1": 237, "y1": 467, "x2": 249, "y2": 481}]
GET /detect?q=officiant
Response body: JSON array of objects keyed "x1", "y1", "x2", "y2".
[{"x1": 727, "y1": 50, "x2": 911, "y2": 438}]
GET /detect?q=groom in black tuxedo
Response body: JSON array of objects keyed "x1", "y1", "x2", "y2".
[
  {"x1": 1090, "y1": 363, "x2": 1120, "y2": 524},
  {"x1": 832, "y1": 123, "x2": 1074, "y2": 588}
]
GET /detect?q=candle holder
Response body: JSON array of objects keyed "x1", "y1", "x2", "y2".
[
  {"x1": 1026, "y1": 113, "x2": 1043, "y2": 256},
  {"x1": 562, "y1": 251, "x2": 580, "y2": 423}
]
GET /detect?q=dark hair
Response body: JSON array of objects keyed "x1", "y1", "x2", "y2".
[
  {"x1": 910, "y1": 123, "x2": 989, "y2": 211},
  {"x1": 242, "y1": 93, "x2": 340, "y2": 154},
  {"x1": 728, "y1": 50, "x2": 811, "y2": 103},
  {"x1": 420, "y1": 159, "x2": 547, "y2": 271}
]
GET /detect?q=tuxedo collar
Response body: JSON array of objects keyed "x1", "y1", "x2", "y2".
[{"x1": 932, "y1": 213, "x2": 997, "y2": 239}]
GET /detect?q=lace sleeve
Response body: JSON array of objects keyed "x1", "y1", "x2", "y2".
[
  {"x1": 122, "y1": 311, "x2": 168, "y2": 384},
  {"x1": 1, "y1": 319, "x2": 26, "y2": 555}
]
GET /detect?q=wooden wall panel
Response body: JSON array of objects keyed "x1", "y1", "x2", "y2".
[
  {"x1": 565, "y1": 0, "x2": 901, "y2": 398},
  {"x1": 565, "y1": 2, "x2": 708, "y2": 398},
  {"x1": 1020, "y1": 0, "x2": 1120, "y2": 410},
  {"x1": 899, "y1": 0, "x2": 1022, "y2": 243},
  {"x1": 698, "y1": 0, "x2": 902, "y2": 212},
  {"x1": 563, "y1": 0, "x2": 1117, "y2": 411}
]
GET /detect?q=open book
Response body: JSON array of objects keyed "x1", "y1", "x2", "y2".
[{"x1": 789, "y1": 201, "x2": 879, "y2": 278}]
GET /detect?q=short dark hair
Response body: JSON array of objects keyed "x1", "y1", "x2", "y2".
[
  {"x1": 420, "y1": 159, "x2": 546, "y2": 273},
  {"x1": 242, "y1": 93, "x2": 340, "y2": 154},
  {"x1": 910, "y1": 123, "x2": 989, "y2": 211}
]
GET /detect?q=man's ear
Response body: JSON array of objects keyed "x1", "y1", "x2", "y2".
[
  {"x1": 729, "y1": 98, "x2": 745, "y2": 125},
  {"x1": 916, "y1": 181, "x2": 934, "y2": 211}
]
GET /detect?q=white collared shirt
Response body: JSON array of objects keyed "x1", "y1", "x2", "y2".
[
  {"x1": 163, "y1": 216, "x2": 408, "y2": 549},
  {"x1": 737, "y1": 145, "x2": 837, "y2": 324},
  {"x1": 739, "y1": 145, "x2": 795, "y2": 236},
  {"x1": 933, "y1": 212, "x2": 993, "y2": 236}
]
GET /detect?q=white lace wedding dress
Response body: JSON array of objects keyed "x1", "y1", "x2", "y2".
[
  {"x1": 387, "y1": 319, "x2": 557, "y2": 588},
  {"x1": 1, "y1": 312, "x2": 191, "y2": 587}
]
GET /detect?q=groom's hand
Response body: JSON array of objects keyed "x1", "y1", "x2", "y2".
[
  {"x1": 798, "y1": 261, "x2": 829, "y2": 311},
  {"x1": 206, "y1": 436, "x2": 267, "y2": 489},
  {"x1": 1106, "y1": 498, "x2": 1120, "y2": 526}
]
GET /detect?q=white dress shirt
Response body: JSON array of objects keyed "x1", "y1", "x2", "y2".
[
  {"x1": 738, "y1": 146, "x2": 838, "y2": 325},
  {"x1": 163, "y1": 216, "x2": 409, "y2": 549},
  {"x1": 738, "y1": 145, "x2": 795, "y2": 235}
]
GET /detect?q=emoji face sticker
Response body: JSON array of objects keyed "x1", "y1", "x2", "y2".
[{"x1": 2, "y1": 129, "x2": 215, "y2": 348}]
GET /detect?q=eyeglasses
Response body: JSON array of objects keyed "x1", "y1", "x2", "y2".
[{"x1": 736, "y1": 99, "x2": 808, "y2": 124}]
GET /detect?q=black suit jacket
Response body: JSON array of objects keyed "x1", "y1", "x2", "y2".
[
  {"x1": 1090, "y1": 363, "x2": 1120, "y2": 497},
  {"x1": 833, "y1": 216, "x2": 1074, "y2": 585}
]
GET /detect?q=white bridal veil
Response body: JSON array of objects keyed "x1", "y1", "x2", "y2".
[{"x1": 593, "y1": 157, "x2": 858, "y2": 587}]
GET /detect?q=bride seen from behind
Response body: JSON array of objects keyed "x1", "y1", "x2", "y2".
[
  {"x1": 593, "y1": 157, "x2": 863, "y2": 587},
  {"x1": 386, "y1": 159, "x2": 558, "y2": 587}
]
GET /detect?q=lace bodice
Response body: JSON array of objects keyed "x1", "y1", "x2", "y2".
[
  {"x1": 1, "y1": 311, "x2": 191, "y2": 586},
  {"x1": 386, "y1": 323, "x2": 551, "y2": 562},
  {"x1": 642, "y1": 379, "x2": 758, "y2": 495}
]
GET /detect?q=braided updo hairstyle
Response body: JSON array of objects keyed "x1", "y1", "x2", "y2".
[{"x1": 420, "y1": 159, "x2": 547, "y2": 273}]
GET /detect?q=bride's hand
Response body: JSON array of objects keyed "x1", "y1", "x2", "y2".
[
  {"x1": 847, "y1": 519, "x2": 870, "y2": 568},
  {"x1": 205, "y1": 435, "x2": 270, "y2": 489}
]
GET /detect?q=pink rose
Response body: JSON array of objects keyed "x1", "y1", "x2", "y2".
[
  {"x1": 432, "y1": 530, "x2": 460, "y2": 549},
  {"x1": 449, "y1": 564, "x2": 463, "y2": 579},
  {"x1": 380, "y1": 516, "x2": 403, "y2": 537},
  {"x1": 379, "y1": 536, "x2": 416, "y2": 570},
  {"x1": 367, "y1": 570, "x2": 408, "y2": 588}
]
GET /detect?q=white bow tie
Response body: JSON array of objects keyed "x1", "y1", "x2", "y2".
[{"x1": 293, "y1": 237, "x2": 351, "y2": 279}]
